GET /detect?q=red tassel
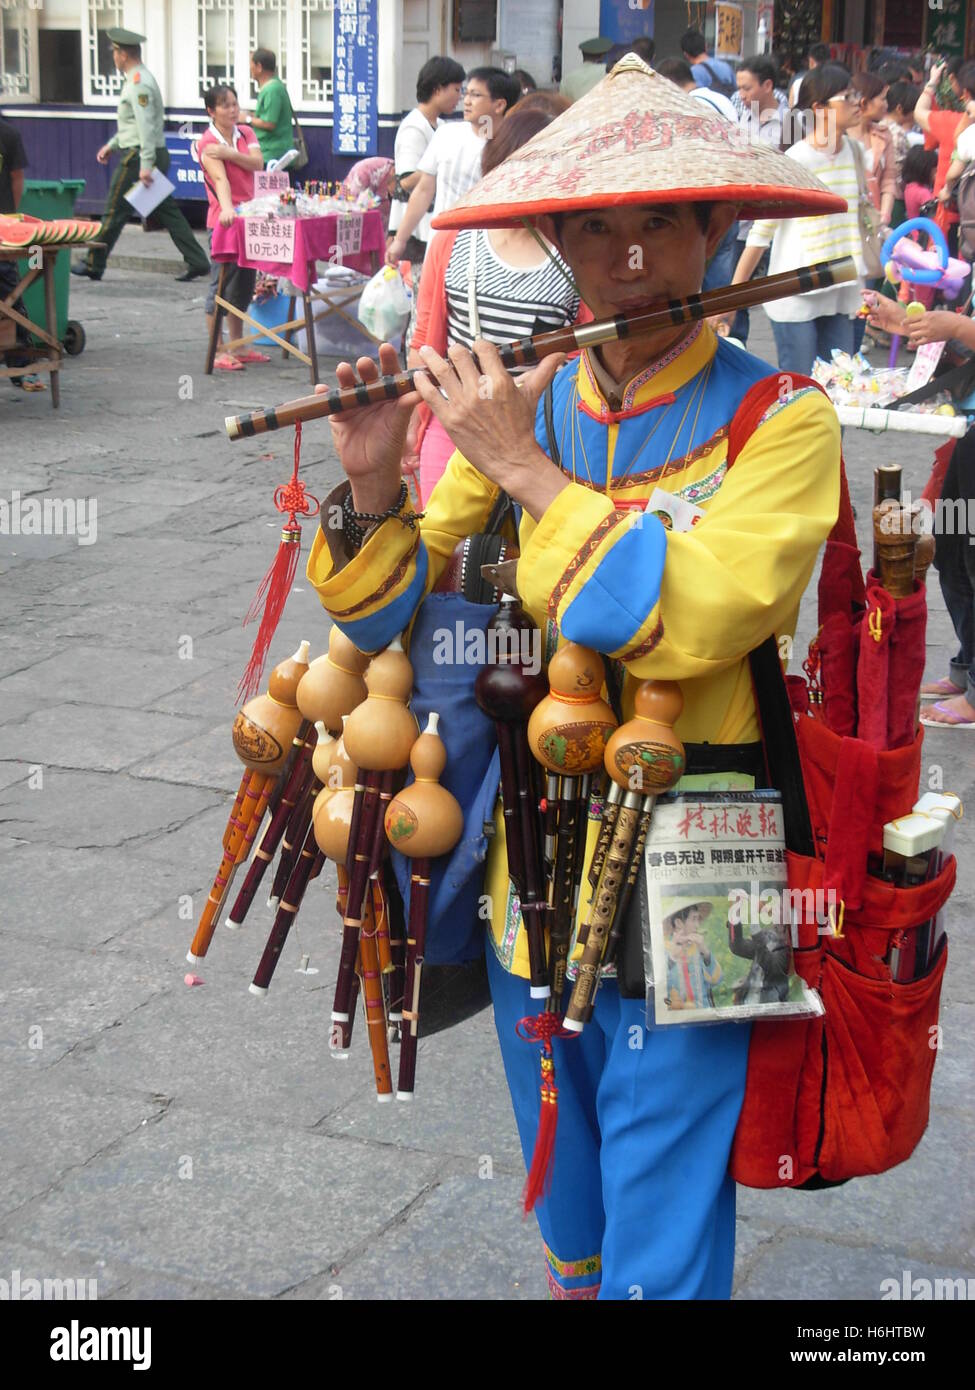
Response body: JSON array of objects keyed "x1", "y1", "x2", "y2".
[
  {"x1": 237, "y1": 525, "x2": 302, "y2": 703},
  {"x1": 237, "y1": 421, "x2": 319, "y2": 704},
  {"x1": 517, "y1": 1012, "x2": 574, "y2": 1215},
  {"x1": 523, "y1": 1045, "x2": 559, "y2": 1213}
]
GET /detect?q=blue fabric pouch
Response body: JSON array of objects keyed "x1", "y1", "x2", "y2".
[{"x1": 393, "y1": 591, "x2": 501, "y2": 965}]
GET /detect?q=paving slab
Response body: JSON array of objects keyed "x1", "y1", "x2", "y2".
[
  {"x1": 0, "y1": 704, "x2": 211, "y2": 774},
  {"x1": 0, "y1": 842, "x2": 206, "y2": 952},
  {"x1": 735, "y1": 1233, "x2": 974, "y2": 1302},
  {"x1": 0, "y1": 767, "x2": 222, "y2": 848},
  {"x1": 0, "y1": 644, "x2": 226, "y2": 711},
  {"x1": 313, "y1": 1174, "x2": 548, "y2": 1300},
  {"x1": 4, "y1": 1108, "x2": 442, "y2": 1297},
  {"x1": 0, "y1": 1068, "x2": 164, "y2": 1222},
  {"x1": 0, "y1": 932, "x2": 173, "y2": 1072}
]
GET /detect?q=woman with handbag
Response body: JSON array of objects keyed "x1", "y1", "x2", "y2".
[
  {"x1": 848, "y1": 71, "x2": 897, "y2": 350},
  {"x1": 723, "y1": 64, "x2": 866, "y2": 375}
]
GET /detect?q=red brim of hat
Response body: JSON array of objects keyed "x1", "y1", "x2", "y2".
[{"x1": 433, "y1": 184, "x2": 847, "y2": 231}]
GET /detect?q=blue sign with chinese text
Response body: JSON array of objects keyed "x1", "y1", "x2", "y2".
[
  {"x1": 165, "y1": 133, "x2": 207, "y2": 201},
  {"x1": 598, "y1": 0, "x2": 655, "y2": 46},
  {"x1": 332, "y1": 0, "x2": 379, "y2": 157}
]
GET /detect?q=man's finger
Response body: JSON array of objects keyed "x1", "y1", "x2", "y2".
[
  {"x1": 419, "y1": 344, "x2": 459, "y2": 398},
  {"x1": 446, "y1": 342, "x2": 482, "y2": 393},
  {"x1": 332, "y1": 361, "x2": 360, "y2": 389},
  {"x1": 517, "y1": 352, "x2": 566, "y2": 411}
]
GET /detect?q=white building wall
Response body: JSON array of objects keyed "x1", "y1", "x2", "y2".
[
  {"x1": 561, "y1": 0, "x2": 600, "y2": 80},
  {"x1": 7, "y1": 0, "x2": 563, "y2": 116}
]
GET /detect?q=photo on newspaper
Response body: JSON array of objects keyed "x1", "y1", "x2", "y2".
[{"x1": 644, "y1": 794, "x2": 824, "y2": 1026}]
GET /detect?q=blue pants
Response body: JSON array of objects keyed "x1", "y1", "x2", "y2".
[
  {"x1": 487, "y1": 948, "x2": 751, "y2": 1300},
  {"x1": 770, "y1": 313, "x2": 855, "y2": 377}
]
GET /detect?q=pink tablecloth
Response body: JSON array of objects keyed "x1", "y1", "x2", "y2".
[{"x1": 209, "y1": 210, "x2": 384, "y2": 291}]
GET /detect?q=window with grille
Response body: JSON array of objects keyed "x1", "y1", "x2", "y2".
[
  {"x1": 86, "y1": 0, "x2": 124, "y2": 100},
  {"x1": 301, "y1": 0, "x2": 333, "y2": 104},
  {"x1": 0, "y1": 4, "x2": 30, "y2": 97},
  {"x1": 249, "y1": 0, "x2": 288, "y2": 99},
  {"x1": 199, "y1": 0, "x2": 235, "y2": 93}
]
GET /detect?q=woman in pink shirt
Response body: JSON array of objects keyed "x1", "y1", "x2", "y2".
[{"x1": 198, "y1": 84, "x2": 266, "y2": 370}]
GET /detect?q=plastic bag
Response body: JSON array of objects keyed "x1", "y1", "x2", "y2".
[{"x1": 357, "y1": 265, "x2": 411, "y2": 340}]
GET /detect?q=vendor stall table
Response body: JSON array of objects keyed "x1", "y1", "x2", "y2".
[
  {"x1": 206, "y1": 210, "x2": 384, "y2": 384},
  {"x1": 1, "y1": 247, "x2": 65, "y2": 407}
]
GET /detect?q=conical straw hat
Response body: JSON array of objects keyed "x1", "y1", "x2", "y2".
[{"x1": 433, "y1": 55, "x2": 846, "y2": 231}]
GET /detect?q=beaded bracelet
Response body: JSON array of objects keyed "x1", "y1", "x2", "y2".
[{"x1": 341, "y1": 481, "x2": 423, "y2": 551}]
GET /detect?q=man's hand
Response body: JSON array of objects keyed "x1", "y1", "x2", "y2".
[
  {"x1": 139, "y1": 169, "x2": 154, "y2": 188},
  {"x1": 412, "y1": 340, "x2": 564, "y2": 493},
  {"x1": 907, "y1": 309, "x2": 959, "y2": 348},
  {"x1": 401, "y1": 404, "x2": 425, "y2": 479},
  {"x1": 314, "y1": 343, "x2": 421, "y2": 514},
  {"x1": 96, "y1": 144, "x2": 112, "y2": 165},
  {"x1": 385, "y1": 235, "x2": 406, "y2": 267}
]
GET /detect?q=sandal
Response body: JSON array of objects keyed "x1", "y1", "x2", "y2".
[
  {"x1": 920, "y1": 700, "x2": 975, "y2": 729},
  {"x1": 214, "y1": 352, "x2": 245, "y2": 371},
  {"x1": 920, "y1": 677, "x2": 965, "y2": 701},
  {"x1": 236, "y1": 349, "x2": 271, "y2": 364},
  {"x1": 11, "y1": 373, "x2": 46, "y2": 392}
]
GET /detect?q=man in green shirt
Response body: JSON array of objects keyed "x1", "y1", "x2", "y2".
[
  {"x1": 72, "y1": 28, "x2": 209, "y2": 281},
  {"x1": 248, "y1": 49, "x2": 295, "y2": 164}
]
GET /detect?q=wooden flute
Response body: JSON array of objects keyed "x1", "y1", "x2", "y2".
[{"x1": 224, "y1": 256, "x2": 857, "y2": 440}]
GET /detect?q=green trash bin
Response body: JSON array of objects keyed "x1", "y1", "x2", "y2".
[{"x1": 17, "y1": 179, "x2": 87, "y2": 354}]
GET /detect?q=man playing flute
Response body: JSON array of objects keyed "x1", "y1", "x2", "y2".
[{"x1": 306, "y1": 57, "x2": 842, "y2": 1299}]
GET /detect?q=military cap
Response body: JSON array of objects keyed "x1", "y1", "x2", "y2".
[
  {"x1": 106, "y1": 27, "x2": 146, "y2": 46},
  {"x1": 578, "y1": 37, "x2": 613, "y2": 56}
]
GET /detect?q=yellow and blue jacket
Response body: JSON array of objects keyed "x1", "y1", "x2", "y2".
[{"x1": 307, "y1": 325, "x2": 840, "y2": 977}]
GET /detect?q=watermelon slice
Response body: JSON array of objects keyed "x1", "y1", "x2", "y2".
[{"x1": 0, "y1": 216, "x2": 41, "y2": 248}]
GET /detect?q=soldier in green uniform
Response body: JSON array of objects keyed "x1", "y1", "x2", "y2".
[
  {"x1": 559, "y1": 37, "x2": 613, "y2": 103},
  {"x1": 72, "y1": 28, "x2": 210, "y2": 282}
]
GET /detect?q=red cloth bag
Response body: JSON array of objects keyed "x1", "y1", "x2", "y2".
[{"x1": 723, "y1": 375, "x2": 952, "y2": 1188}]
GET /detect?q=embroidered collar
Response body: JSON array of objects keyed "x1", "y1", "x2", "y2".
[{"x1": 579, "y1": 321, "x2": 714, "y2": 416}]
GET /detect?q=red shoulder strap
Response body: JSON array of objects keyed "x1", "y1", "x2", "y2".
[{"x1": 725, "y1": 373, "x2": 862, "y2": 610}]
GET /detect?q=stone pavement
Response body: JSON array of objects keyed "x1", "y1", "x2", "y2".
[{"x1": 0, "y1": 267, "x2": 972, "y2": 1301}]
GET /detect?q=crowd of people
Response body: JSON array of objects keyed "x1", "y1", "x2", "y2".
[
  {"x1": 380, "y1": 35, "x2": 975, "y2": 395},
  {"x1": 4, "y1": 27, "x2": 975, "y2": 719}
]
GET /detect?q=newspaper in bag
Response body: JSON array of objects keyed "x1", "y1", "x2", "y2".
[{"x1": 644, "y1": 793, "x2": 823, "y2": 1026}]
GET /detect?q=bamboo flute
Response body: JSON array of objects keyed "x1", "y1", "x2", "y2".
[{"x1": 225, "y1": 258, "x2": 857, "y2": 439}]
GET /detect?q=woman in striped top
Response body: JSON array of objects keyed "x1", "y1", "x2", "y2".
[
  {"x1": 406, "y1": 93, "x2": 588, "y2": 502},
  {"x1": 724, "y1": 64, "x2": 866, "y2": 376}
]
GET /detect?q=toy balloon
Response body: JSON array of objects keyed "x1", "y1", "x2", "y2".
[{"x1": 881, "y1": 218, "x2": 970, "y2": 299}]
